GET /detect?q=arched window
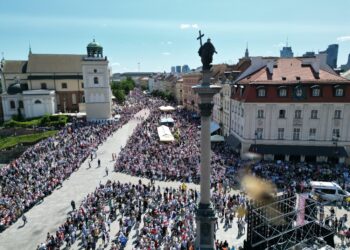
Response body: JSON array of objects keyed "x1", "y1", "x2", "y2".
[
  {"x1": 10, "y1": 100, "x2": 16, "y2": 109},
  {"x1": 41, "y1": 83, "x2": 47, "y2": 89},
  {"x1": 19, "y1": 100, "x2": 24, "y2": 109},
  {"x1": 94, "y1": 77, "x2": 99, "y2": 84},
  {"x1": 34, "y1": 100, "x2": 42, "y2": 104}
]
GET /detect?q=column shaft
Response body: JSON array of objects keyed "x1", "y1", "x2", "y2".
[{"x1": 200, "y1": 115, "x2": 211, "y2": 204}]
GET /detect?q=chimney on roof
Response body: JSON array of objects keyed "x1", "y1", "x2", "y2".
[{"x1": 267, "y1": 61, "x2": 274, "y2": 74}]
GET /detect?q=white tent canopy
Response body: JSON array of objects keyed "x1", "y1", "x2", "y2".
[
  {"x1": 160, "y1": 117, "x2": 175, "y2": 124},
  {"x1": 210, "y1": 134, "x2": 225, "y2": 142},
  {"x1": 157, "y1": 125, "x2": 175, "y2": 142},
  {"x1": 159, "y1": 105, "x2": 175, "y2": 112}
]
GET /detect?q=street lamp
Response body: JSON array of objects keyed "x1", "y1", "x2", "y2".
[
  {"x1": 254, "y1": 130, "x2": 258, "y2": 152},
  {"x1": 332, "y1": 135, "x2": 339, "y2": 163}
]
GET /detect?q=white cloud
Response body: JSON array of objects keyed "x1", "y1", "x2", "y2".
[
  {"x1": 167, "y1": 41, "x2": 173, "y2": 45},
  {"x1": 180, "y1": 23, "x2": 199, "y2": 29},
  {"x1": 111, "y1": 62, "x2": 121, "y2": 66},
  {"x1": 273, "y1": 42, "x2": 285, "y2": 48},
  {"x1": 162, "y1": 52, "x2": 171, "y2": 56},
  {"x1": 337, "y1": 36, "x2": 350, "y2": 42}
]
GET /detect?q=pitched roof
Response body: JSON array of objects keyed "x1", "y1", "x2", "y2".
[
  {"x1": 237, "y1": 57, "x2": 349, "y2": 85},
  {"x1": 27, "y1": 54, "x2": 83, "y2": 73},
  {"x1": 3, "y1": 60, "x2": 28, "y2": 73}
]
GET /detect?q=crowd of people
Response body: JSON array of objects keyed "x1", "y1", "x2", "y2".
[
  {"x1": 0, "y1": 89, "x2": 148, "y2": 232},
  {"x1": 38, "y1": 179, "x2": 249, "y2": 250},
  {"x1": 115, "y1": 100, "x2": 350, "y2": 195},
  {"x1": 115, "y1": 104, "x2": 235, "y2": 187},
  {"x1": 2, "y1": 88, "x2": 350, "y2": 249}
]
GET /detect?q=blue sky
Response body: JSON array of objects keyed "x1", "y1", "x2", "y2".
[{"x1": 1, "y1": 0, "x2": 350, "y2": 73}]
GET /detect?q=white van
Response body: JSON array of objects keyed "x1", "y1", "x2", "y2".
[{"x1": 310, "y1": 181, "x2": 350, "y2": 202}]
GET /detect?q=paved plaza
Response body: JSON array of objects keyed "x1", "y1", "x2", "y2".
[{"x1": 0, "y1": 109, "x2": 244, "y2": 250}]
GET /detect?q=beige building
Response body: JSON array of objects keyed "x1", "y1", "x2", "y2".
[
  {"x1": 0, "y1": 40, "x2": 112, "y2": 121},
  {"x1": 175, "y1": 78, "x2": 183, "y2": 104},
  {"x1": 1, "y1": 53, "x2": 84, "y2": 120}
]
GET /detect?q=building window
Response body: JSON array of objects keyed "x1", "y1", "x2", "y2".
[
  {"x1": 34, "y1": 100, "x2": 42, "y2": 104},
  {"x1": 293, "y1": 128, "x2": 300, "y2": 140},
  {"x1": 334, "y1": 110, "x2": 341, "y2": 119},
  {"x1": 278, "y1": 88, "x2": 287, "y2": 97},
  {"x1": 94, "y1": 69, "x2": 97, "y2": 73},
  {"x1": 311, "y1": 87, "x2": 321, "y2": 97},
  {"x1": 18, "y1": 100, "x2": 24, "y2": 109},
  {"x1": 279, "y1": 109, "x2": 286, "y2": 119},
  {"x1": 81, "y1": 82, "x2": 84, "y2": 89},
  {"x1": 278, "y1": 128, "x2": 284, "y2": 140},
  {"x1": 332, "y1": 129, "x2": 340, "y2": 138},
  {"x1": 295, "y1": 87, "x2": 303, "y2": 97},
  {"x1": 21, "y1": 83, "x2": 29, "y2": 90},
  {"x1": 257, "y1": 88, "x2": 266, "y2": 97},
  {"x1": 310, "y1": 110, "x2": 318, "y2": 119},
  {"x1": 257, "y1": 109, "x2": 264, "y2": 118},
  {"x1": 62, "y1": 83, "x2": 67, "y2": 89},
  {"x1": 94, "y1": 77, "x2": 99, "y2": 84},
  {"x1": 295, "y1": 110, "x2": 302, "y2": 119},
  {"x1": 41, "y1": 83, "x2": 47, "y2": 89},
  {"x1": 256, "y1": 128, "x2": 263, "y2": 139},
  {"x1": 10, "y1": 100, "x2": 16, "y2": 109},
  {"x1": 72, "y1": 94, "x2": 77, "y2": 105},
  {"x1": 334, "y1": 86, "x2": 344, "y2": 97},
  {"x1": 309, "y1": 128, "x2": 316, "y2": 139}
]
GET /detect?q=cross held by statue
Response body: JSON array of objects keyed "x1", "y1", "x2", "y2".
[{"x1": 197, "y1": 30, "x2": 204, "y2": 46}]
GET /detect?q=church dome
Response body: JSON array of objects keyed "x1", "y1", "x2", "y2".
[
  {"x1": 87, "y1": 39, "x2": 102, "y2": 49},
  {"x1": 7, "y1": 83, "x2": 23, "y2": 95},
  {"x1": 86, "y1": 39, "x2": 103, "y2": 58}
]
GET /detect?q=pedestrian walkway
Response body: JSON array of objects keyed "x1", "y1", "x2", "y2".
[{"x1": 0, "y1": 110, "x2": 150, "y2": 250}]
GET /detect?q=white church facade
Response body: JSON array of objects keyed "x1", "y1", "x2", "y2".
[{"x1": 0, "y1": 40, "x2": 112, "y2": 121}]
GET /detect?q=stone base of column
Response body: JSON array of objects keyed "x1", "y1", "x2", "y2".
[{"x1": 195, "y1": 203, "x2": 217, "y2": 250}]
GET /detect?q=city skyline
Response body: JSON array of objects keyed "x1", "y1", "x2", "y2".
[{"x1": 1, "y1": 0, "x2": 350, "y2": 73}]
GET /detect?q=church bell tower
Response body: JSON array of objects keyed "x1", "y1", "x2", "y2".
[{"x1": 82, "y1": 39, "x2": 112, "y2": 121}]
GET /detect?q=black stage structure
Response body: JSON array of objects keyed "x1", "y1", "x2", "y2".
[{"x1": 243, "y1": 192, "x2": 335, "y2": 250}]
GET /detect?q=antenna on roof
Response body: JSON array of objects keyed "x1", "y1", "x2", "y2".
[{"x1": 29, "y1": 42, "x2": 32, "y2": 55}]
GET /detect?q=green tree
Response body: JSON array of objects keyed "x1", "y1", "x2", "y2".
[{"x1": 113, "y1": 89, "x2": 125, "y2": 104}]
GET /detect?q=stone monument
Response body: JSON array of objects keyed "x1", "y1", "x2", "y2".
[{"x1": 193, "y1": 30, "x2": 221, "y2": 250}]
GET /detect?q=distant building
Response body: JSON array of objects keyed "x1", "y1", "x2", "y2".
[
  {"x1": 320, "y1": 44, "x2": 338, "y2": 69},
  {"x1": 175, "y1": 66, "x2": 181, "y2": 73},
  {"x1": 340, "y1": 53, "x2": 350, "y2": 72},
  {"x1": 171, "y1": 66, "x2": 176, "y2": 73},
  {"x1": 302, "y1": 51, "x2": 315, "y2": 57},
  {"x1": 280, "y1": 46, "x2": 294, "y2": 58},
  {"x1": 182, "y1": 65, "x2": 190, "y2": 73}
]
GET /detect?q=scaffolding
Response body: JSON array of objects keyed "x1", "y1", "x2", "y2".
[{"x1": 244, "y1": 192, "x2": 335, "y2": 250}]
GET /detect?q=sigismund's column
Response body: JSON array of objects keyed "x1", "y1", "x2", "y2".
[{"x1": 193, "y1": 70, "x2": 221, "y2": 249}]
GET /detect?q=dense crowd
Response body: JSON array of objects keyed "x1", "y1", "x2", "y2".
[
  {"x1": 38, "y1": 179, "x2": 249, "y2": 250},
  {"x1": 115, "y1": 101, "x2": 350, "y2": 194},
  {"x1": 0, "y1": 89, "x2": 147, "y2": 232},
  {"x1": 115, "y1": 105, "x2": 235, "y2": 186}
]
